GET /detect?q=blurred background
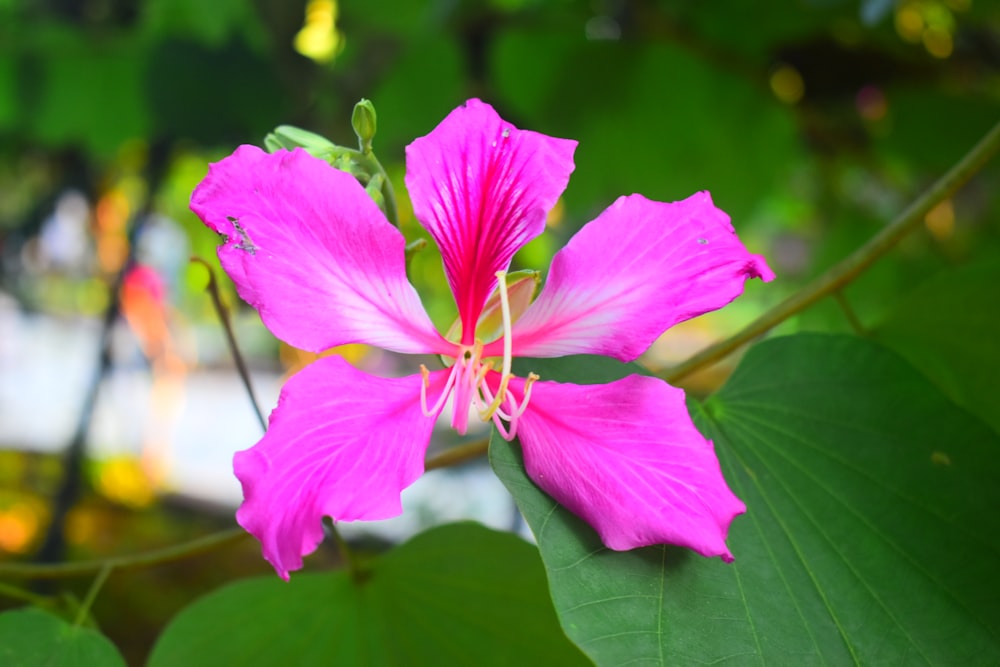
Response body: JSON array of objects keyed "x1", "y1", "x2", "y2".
[{"x1": 1, "y1": 0, "x2": 998, "y2": 662}]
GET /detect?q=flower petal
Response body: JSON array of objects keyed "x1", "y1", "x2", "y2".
[
  {"x1": 510, "y1": 374, "x2": 744, "y2": 561},
  {"x1": 405, "y1": 99, "x2": 576, "y2": 343},
  {"x1": 234, "y1": 355, "x2": 449, "y2": 579},
  {"x1": 506, "y1": 192, "x2": 774, "y2": 362},
  {"x1": 191, "y1": 145, "x2": 448, "y2": 355}
]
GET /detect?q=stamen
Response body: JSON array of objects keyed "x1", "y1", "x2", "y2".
[
  {"x1": 478, "y1": 380, "x2": 513, "y2": 422},
  {"x1": 498, "y1": 385, "x2": 522, "y2": 440},
  {"x1": 419, "y1": 365, "x2": 430, "y2": 414},
  {"x1": 420, "y1": 363, "x2": 459, "y2": 418},
  {"x1": 474, "y1": 358, "x2": 493, "y2": 386},
  {"x1": 487, "y1": 371, "x2": 539, "y2": 442},
  {"x1": 511, "y1": 372, "x2": 539, "y2": 421},
  {"x1": 449, "y1": 340, "x2": 489, "y2": 434},
  {"x1": 492, "y1": 412, "x2": 513, "y2": 440}
]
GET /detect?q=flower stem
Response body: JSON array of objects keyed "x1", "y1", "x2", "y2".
[
  {"x1": 666, "y1": 118, "x2": 1000, "y2": 384},
  {"x1": 73, "y1": 563, "x2": 112, "y2": 627},
  {"x1": 374, "y1": 156, "x2": 399, "y2": 228},
  {"x1": 0, "y1": 527, "x2": 247, "y2": 579},
  {"x1": 348, "y1": 148, "x2": 399, "y2": 227},
  {"x1": 191, "y1": 257, "x2": 267, "y2": 432}
]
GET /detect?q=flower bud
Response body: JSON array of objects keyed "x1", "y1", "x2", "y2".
[{"x1": 352, "y1": 99, "x2": 377, "y2": 154}]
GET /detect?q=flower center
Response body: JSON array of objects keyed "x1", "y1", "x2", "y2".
[{"x1": 420, "y1": 271, "x2": 538, "y2": 441}]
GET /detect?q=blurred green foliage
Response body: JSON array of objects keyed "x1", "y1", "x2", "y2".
[{"x1": 1, "y1": 0, "x2": 997, "y2": 335}]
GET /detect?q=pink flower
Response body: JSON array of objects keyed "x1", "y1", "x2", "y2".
[{"x1": 191, "y1": 99, "x2": 774, "y2": 579}]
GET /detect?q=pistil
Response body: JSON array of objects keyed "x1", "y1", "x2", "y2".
[{"x1": 479, "y1": 271, "x2": 515, "y2": 422}]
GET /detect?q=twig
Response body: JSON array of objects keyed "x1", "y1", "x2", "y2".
[
  {"x1": 424, "y1": 438, "x2": 490, "y2": 471},
  {"x1": 0, "y1": 528, "x2": 247, "y2": 579},
  {"x1": 191, "y1": 257, "x2": 267, "y2": 432},
  {"x1": 665, "y1": 119, "x2": 1000, "y2": 383},
  {"x1": 833, "y1": 290, "x2": 867, "y2": 336},
  {"x1": 0, "y1": 581, "x2": 52, "y2": 606},
  {"x1": 73, "y1": 563, "x2": 112, "y2": 627}
]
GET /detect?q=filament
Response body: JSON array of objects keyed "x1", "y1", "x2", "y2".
[{"x1": 420, "y1": 362, "x2": 459, "y2": 418}]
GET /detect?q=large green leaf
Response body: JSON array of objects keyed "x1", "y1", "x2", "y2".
[
  {"x1": 492, "y1": 333, "x2": 1000, "y2": 665},
  {"x1": 148, "y1": 522, "x2": 589, "y2": 666},
  {"x1": 874, "y1": 259, "x2": 1000, "y2": 434},
  {"x1": 0, "y1": 608, "x2": 125, "y2": 667}
]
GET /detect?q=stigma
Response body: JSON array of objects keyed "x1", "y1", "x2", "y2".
[{"x1": 420, "y1": 270, "x2": 538, "y2": 441}]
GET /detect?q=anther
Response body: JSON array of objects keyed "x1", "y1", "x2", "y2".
[
  {"x1": 511, "y1": 372, "x2": 539, "y2": 421},
  {"x1": 420, "y1": 362, "x2": 459, "y2": 418},
  {"x1": 419, "y1": 365, "x2": 432, "y2": 415}
]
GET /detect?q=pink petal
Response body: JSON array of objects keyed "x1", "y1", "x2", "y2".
[
  {"x1": 505, "y1": 192, "x2": 774, "y2": 362},
  {"x1": 405, "y1": 99, "x2": 576, "y2": 343},
  {"x1": 191, "y1": 145, "x2": 449, "y2": 355},
  {"x1": 234, "y1": 355, "x2": 450, "y2": 579},
  {"x1": 510, "y1": 374, "x2": 744, "y2": 561}
]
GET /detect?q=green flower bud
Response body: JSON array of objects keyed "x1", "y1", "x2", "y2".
[{"x1": 352, "y1": 99, "x2": 377, "y2": 154}]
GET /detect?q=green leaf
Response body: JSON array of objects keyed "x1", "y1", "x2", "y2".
[
  {"x1": 0, "y1": 608, "x2": 125, "y2": 667},
  {"x1": 874, "y1": 259, "x2": 1000, "y2": 434},
  {"x1": 148, "y1": 522, "x2": 589, "y2": 666},
  {"x1": 492, "y1": 333, "x2": 1000, "y2": 665}
]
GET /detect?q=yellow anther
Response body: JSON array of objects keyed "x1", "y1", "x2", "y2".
[
  {"x1": 419, "y1": 364, "x2": 432, "y2": 414},
  {"x1": 512, "y1": 372, "x2": 539, "y2": 420},
  {"x1": 421, "y1": 361, "x2": 462, "y2": 418}
]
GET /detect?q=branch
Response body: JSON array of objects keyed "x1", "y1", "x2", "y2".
[
  {"x1": 424, "y1": 438, "x2": 489, "y2": 471},
  {"x1": 191, "y1": 257, "x2": 267, "y2": 432},
  {"x1": 665, "y1": 119, "x2": 1000, "y2": 383},
  {"x1": 0, "y1": 528, "x2": 247, "y2": 579}
]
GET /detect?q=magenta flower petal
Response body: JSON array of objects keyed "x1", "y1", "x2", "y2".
[
  {"x1": 234, "y1": 355, "x2": 450, "y2": 579},
  {"x1": 510, "y1": 374, "x2": 745, "y2": 561},
  {"x1": 405, "y1": 99, "x2": 577, "y2": 341},
  {"x1": 505, "y1": 192, "x2": 774, "y2": 362},
  {"x1": 191, "y1": 145, "x2": 448, "y2": 355}
]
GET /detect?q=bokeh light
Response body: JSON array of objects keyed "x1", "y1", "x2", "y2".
[
  {"x1": 770, "y1": 64, "x2": 805, "y2": 105},
  {"x1": 94, "y1": 456, "x2": 157, "y2": 509},
  {"x1": 894, "y1": 0, "x2": 965, "y2": 59},
  {"x1": 0, "y1": 495, "x2": 46, "y2": 554},
  {"x1": 294, "y1": 0, "x2": 343, "y2": 64},
  {"x1": 856, "y1": 85, "x2": 889, "y2": 122}
]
